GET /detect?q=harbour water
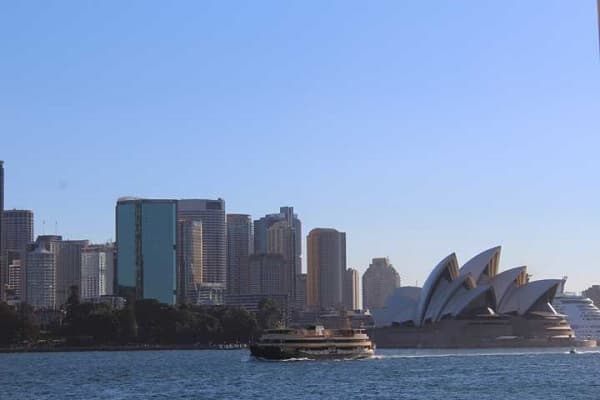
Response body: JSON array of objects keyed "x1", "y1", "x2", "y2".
[{"x1": 1, "y1": 348, "x2": 599, "y2": 399}]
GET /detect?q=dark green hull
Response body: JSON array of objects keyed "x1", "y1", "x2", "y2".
[{"x1": 249, "y1": 345, "x2": 374, "y2": 360}]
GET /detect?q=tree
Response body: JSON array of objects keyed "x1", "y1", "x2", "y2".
[
  {"x1": 257, "y1": 298, "x2": 282, "y2": 330},
  {"x1": 0, "y1": 303, "x2": 19, "y2": 345}
]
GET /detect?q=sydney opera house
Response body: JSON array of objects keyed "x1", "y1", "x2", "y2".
[{"x1": 370, "y1": 246, "x2": 596, "y2": 348}]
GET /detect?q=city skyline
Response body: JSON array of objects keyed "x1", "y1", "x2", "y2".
[{"x1": 1, "y1": 1, "x2": 599, "y2": 292}]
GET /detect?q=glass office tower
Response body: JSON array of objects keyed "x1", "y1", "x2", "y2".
[{"x1": 116, "y1": 198, "x2": 177, "y2": 305}]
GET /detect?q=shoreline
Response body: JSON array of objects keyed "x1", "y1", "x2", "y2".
[{"x1": 0, "y1": 344, "x2": 248, "y2": 354}]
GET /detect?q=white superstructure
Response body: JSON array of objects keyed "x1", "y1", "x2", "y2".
[{"x1": 553, "y1": 293, "x2": 600, "y2": 340}]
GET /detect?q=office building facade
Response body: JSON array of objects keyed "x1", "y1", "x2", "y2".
[
  {"x1": 55, "y1": 239, "x2": 89, "y2": 306},
  {"x1": 247, "y1": 253, "x2": 286, "y2": 296},
  {"x1": 306, "y1": 228, "x2": 346, "y2": 311},
  {"x1": 177, "y1": 219, "x2": 203, "y2": 303},
  {"x1": 1, "y1": 209, "x2": 34, "y2": 299},
  {"x1": 116, "y1": 198, "x2": 177, "y2": 305},
  {"x1": 226, "y1": 214, "x2": 253, "y2": 295},
  {"x1": 177, "y1": 199, "x2": 226, "y2": 286},
  {"x1": 80, "y1": 244, "x2": 115, "y2": 300},
  {"x1": 24, "y1": 244, "x2": 56, "y2": 309},
  {"x1": 254, "y1": 207, "x2": 302, "y2": 274},
  {"x1": 343, "y1": 268, "x2": 360, "y2": 310},
  {"x1": 362, "y1": 257, "x2": 401, "y2": 310}
]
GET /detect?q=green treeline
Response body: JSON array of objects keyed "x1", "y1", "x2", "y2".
[{"x1": 0, "y1": 296, "x2": 283, "y2": 347}]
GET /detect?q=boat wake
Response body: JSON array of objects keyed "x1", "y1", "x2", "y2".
[{"x1": 370, "y1": 349, "x2": 600, "y2": 360}]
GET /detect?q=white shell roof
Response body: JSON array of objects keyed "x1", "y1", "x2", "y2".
[
  {"x1": 498, "y1": 279, "x2": 562, "y2": 315},
  {"x1": 459, "y1": 246, "x2": 501, "y2": 284},
  {"x1": 491, "y1": 266, "x2": 528, "y2": 308},
  {"x1": 415, "y1": 253, "x2": 459, "y2": 326}
]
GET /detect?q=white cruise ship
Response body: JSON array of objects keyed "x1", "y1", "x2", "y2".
[{"x1": 552, "y1": 293, "x2": 600, "y2": 341}]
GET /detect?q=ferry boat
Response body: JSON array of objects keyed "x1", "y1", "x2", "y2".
[
  {"x1": 552, "y1": 293, "x2": 600, "y2": 341},
  {"x1": 250, "y1": 325, "x2": 375, "y2": 360}
]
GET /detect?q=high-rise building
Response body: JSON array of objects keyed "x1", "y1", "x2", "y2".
[
  {"x1": 247, "y1": 253, "x2": 286, "y2": 295},
  {"x1": 116, "y1": 198, "x2": 177, "y2": 305},
  {"x1": 21, "y1": 235, "x2": 90, "y2": 308},
  {"x1": 267, "y1": 219, "x2": 296, "y2": 300},
  {"x1": 80, "y1": 244, "x2": 115, "y2": 300},
  {"x1": 254, "y1": 207, "x2": 302, "y2": 309},
  {"x1": 0, "y1": 161, "x2": 4, "y2": 277},
  {"x1": 0, "y1": 160, "x2": 4, "y2": 299},
  {"x1": 55, "y1": 239, "x2": 89, "y2": 306},
  {"x1": 1, "y1": 209, "x2": 34, "y2": 299},
  {"x1": 343, "y1": 268, "x2": 360, "y2": 310},
  {"x1": 226, "y1": 214, "x2": 253, "y2": 295},
  {"x1": 1, "y1": 210, "x2": 34, "y2": 253},
  {"x1": 362, "y1": 257, "x2": 401, "y2": 311},
  {"x1": 24, "y1": 242, "x2": 56, "y2": 309},
  {"x1": 295, "y1": 273, "x2": 307, "y2": 311},
  {"x1": 306, "y1": 228, "x2": 346, "y2": 311},
  {"x1": 177, "y1": 219, "x2": 203, "y2": 303},
  {"x1": 254, "y1": 207, "x2": 301, "y2": 275},
  {"x1": 177, "y1": 199, "x2": 226, "y2": 286}
]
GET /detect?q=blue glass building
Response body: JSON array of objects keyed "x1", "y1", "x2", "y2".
[{"x1": 116, "y1": 198, "x2": 177, "y2": 305}]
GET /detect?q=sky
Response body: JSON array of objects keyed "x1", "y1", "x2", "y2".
[{"x1": 1, "y1": 1, "x2": 598, "y2": 292}]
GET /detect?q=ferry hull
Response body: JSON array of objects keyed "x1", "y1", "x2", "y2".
[{"x1": 250, "y1": 345, "x2": 374, "y2": 360}]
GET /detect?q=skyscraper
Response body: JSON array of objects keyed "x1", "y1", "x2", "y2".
[
  {"x1": 247, "y1": 253, "x2": 286, "y2": 295},
  {"x1": 254, "y1": 207, "x2": 301, "y2": 275},
  {"x1": 24, "y1": 238, "x2": 57, "y2": 309},
  {"x1": 306, "y1": 228, "x2": 346, "y2": 311},
  {"x1": 1, "y1": 210, "x2": 34, "y2": 253},
  {"x1": 116, "y1": 198, "x2": 177, "y2": 305},
  {"x1": 177, "y1": 199, "x2": 226, "y2": 286},
  {"x1": 1, "y1": 209, "x2": 33, "y2": 299},
  {"x1": 55, "y1": 239, "x2": 89, "y2": 306},
  {"x1": 362, "y1": 257, "x2": 401, "y2": 311},
  {"x1": 343, "y1": 268, "x2": 360, "y2": 310},
  {"x1": 177, "y1": 219, "x2": 203, "y2": 303},
  {"x1": 80, "y1": 243, "x2": 115, "y2": 300},
  {"x1": 226, "y1": 214, "x2": 253, "y2": 295},
  {"x1": 0, "y1": 160, "x2": 4, "y2": 299},
  {"x1": 21, "y1": 235, "x2": 90, "y2": 308}
]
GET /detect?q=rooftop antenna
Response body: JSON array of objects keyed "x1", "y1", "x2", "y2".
[
  {"x1": 42, "y1": 220, "x2": 46, "y2": 235},
  {"x1": 55, "y1": 220, "x2": 58, "y2": 235}
]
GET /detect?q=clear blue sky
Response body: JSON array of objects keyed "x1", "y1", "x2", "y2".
[{"x1": 1, "y1": 1, "x2": 598, "y2": 292}]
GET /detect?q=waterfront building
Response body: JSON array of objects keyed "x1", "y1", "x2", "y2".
[
  {"x1": 369, "y1": 247, "x2": 583, "y2": 348},
  {"x1": 177, "y1": 199, "x2": 226, "y2": 287},
  {"x1": 247, "y1": 253, "x2": 286, "y2": 296},
  {"x1": 116, "y1": 198, "x2": 177, "y2": 305},
  {"x1": 177, "y1": 219, "x2": 203, "y2": 304},
  {"x1": 226, "y1": 214, "x2": 253, "y2": 295},
  {"x1": 80, "y1": 243, "x2": 114, "y2": 300},
  {"x1": 362, "y1": 257, "x2": 401, "y2": 311},
  {"x1": 24, "y1": 243, "x2": 56, "y2": 309},
  {"x1": 343, "y1": 268, "x2": 360, "y2": 310},
  {"x1": 306, "y1": 228, "x2": 346, "y2": 311},
  {"x1": 0, "y1": 209, "x2": 33, "y2": 299},
  {"x1": 6, "y1": 258, "x2": 22, "y2": 300},
  {"x1": 224, "y1": 293, "x2": 289, "y2": 320},
  {"x1": 196, "y1": 282, "x2": 225, "y2": 305}
]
